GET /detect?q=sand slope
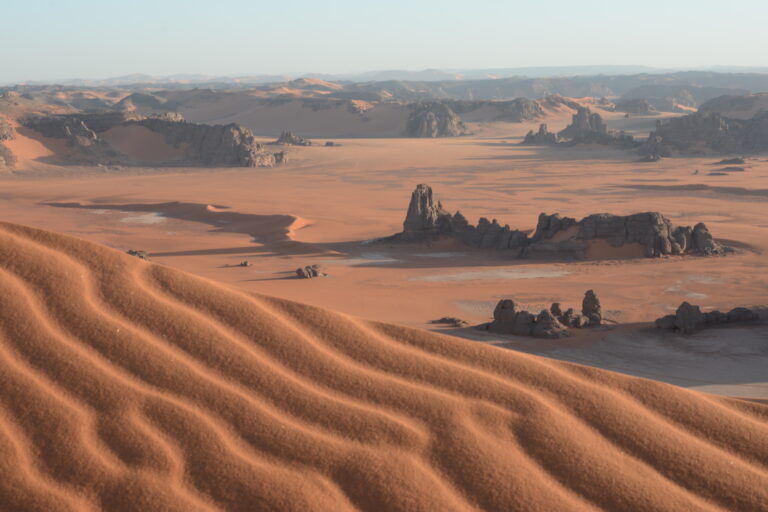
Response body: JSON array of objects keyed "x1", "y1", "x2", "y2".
[{"x1": 0, "y1": 221, "x2": 766, "y2": 511}]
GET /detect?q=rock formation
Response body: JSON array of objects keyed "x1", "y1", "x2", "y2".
[
  {"x1": 582, "y1": 290, "x2": 602, "y2": 326},
  {"x1": 20, "y1": 113, "x2": 284, "y2": 168},
  {"x1": 557, "y1": 107, "x2": 636, "y2": 147},
  {"x1": 487, "y1": 293, "x2": 604, "y2": 339},
  {"x1": 404, "y1": 102, "x2": 467, "y2": 137},
  {"x1": 126, "y1": 249, "x2": 150, "y2": 261},
  {"x1": 272, "y1": 131, "x2": 312, "y2": 146},
  {"x1": 296, "y1": 265, "x2": 325, "y2": 278},
  {"x1": 638, "y1": 111, "x2": 768, "y2": 157},
  {"x1": 429, "y1": 317, "x2": 468, "y2": 327},
  {"x1": 656, "y1": 302, "x2": 759, "y2": 334},
  {"x1": 521, "y1": 124, "x2": 558, "y2": 145},
  {"x1": 384, "y1": 185, "x2": 729, "y2": 259}
]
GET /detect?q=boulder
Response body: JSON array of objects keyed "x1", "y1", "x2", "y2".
[
  {"x1": 296, "y1": 265, "x2": 324, "y2": 279},
  {"x1": 490, "y1": 299, "x2": 518, "y2": 333},
  {"x1": 550, "y1": 303, "x2": 563, "y2": 317},
  {"x1": 726, "y1": 307, "x2": 758, "y2": 323},
  {"x1": 127, "y1": 249, "x2": 150, "y2": 261},
  {"x1": 582, "y1": 290, "x2": 602, "y2": 326},
  {"x1": 691, "y1": 223, "x2": 723, "y2": 255},
  {"x1": 674, "y1": 302, "x2": 704, "y2": 334},
  {"x1": 532, "y1": 309, "x2": 571, "y2": 338},
  {"x1": 430, "y1": 317, "x2": 469, "y2": 327},
  {"x1": 511, "y1": 311, "x2": 536, "y2": 336}
]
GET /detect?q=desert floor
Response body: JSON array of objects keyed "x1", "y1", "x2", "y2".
[{"x1": 2, "y1": 112, "x2": 767, "y2": 398}]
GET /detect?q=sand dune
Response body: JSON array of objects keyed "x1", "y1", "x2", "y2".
[{"x1": 0, "y1": 221, "x2": 766, "y2": 511}]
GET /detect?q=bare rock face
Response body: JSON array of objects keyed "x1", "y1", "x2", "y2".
[
  {"x1": 532, "y1": 309, "x2": 571, "y2": 338},
  {"x1": 402, "y1": 184, "x2": 451, "y2": 239},
  {"x1": 582, "y1": 290, "x2": 602, "y2": 326},
  {"x1": 19, "y1": 113, "x2": 283, "y2": 168},
  {"x1": 385, "y1": 185, "x2": 730, "y2": 259},
  {"x1": 522, "y1": 124, "x2": 558, "y2": 145},
  {"x1": 557, "y1": 107, "x2": 636, "y2": 147},
  {"x1": 404, "y1": 102, "x2": 466, "y2": 137},
  {"x1": 273, "y1": 131, "x2": 312, "y2": 146},
  {"x1": 638, "y1": 111, "x2": 768, "y2": 157}
]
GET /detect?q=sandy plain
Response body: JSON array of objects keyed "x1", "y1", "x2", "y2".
[{"x1": 1, "y1": 110, "x2": 766, "y2": 400}]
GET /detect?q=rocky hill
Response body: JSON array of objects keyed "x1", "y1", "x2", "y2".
[
  {"x1": 698, "y1": 92, "x2": 768, "y2": 119},
  {"x1": 20, "y1": 112, "x2": 285, "y2": 167},
  {"x1": 384, "y1": 184, "x2": 728, "y2": 259},
  {"x1": 638, "y1": 111, "x2": 768, "y2": 158},
  {"x1": 403, "y1": 102, "x2": 467, "y2": 137}
]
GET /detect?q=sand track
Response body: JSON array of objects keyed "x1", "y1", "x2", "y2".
[{"x1": 0, "y1": 221, "x2": 766, "y2": 511}]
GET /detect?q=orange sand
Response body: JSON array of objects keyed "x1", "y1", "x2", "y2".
[
  {"x1": 0, "y1": 221, "x2": 766, "y2": 511},
  {"x1": 100, "y1": 125, "x2": 184, "y2": 163}
]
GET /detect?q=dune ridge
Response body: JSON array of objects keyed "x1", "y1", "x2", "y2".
[{"x1": 0, "y1": 221, "x2": 766, "y2": 511}]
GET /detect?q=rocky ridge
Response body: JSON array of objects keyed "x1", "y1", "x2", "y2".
[
  {"x1": 384, "y1": 184, "x2": 728, "y2": 259},
  {"x1": 20, "y1": 112, "x2": 284, "y2": 167},
  {"x1": 638, "y1": 111, "x2": 768, "y2": 159},
  {"x1": 656, "y1": 301, "x2": 761, "y2": 334},
  {"x1": 404, "y1": 102, "x2": 467, "y2": 137}
]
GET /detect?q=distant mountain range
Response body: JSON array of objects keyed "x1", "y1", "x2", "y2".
[{"x1": 6, "y1": 65, "x2": 768, "y2": 88}]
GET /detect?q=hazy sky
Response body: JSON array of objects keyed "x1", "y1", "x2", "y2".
[{"x1": 3, "y1": 0, "x2": 768, "y2": 82}]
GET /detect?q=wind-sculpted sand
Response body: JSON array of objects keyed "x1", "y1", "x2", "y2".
[{"x1": 0, "y1": 221, "x2": 767, "y2": 511}]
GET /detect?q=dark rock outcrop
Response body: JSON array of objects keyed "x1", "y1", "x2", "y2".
[
  {"x1": 430, "y1": 317, "x2": 469, "y2": 327},
  {"x1": 384, "y1": 185, "x2": 729, "y2": 259},
  {"x1": 401, "y1": 184, "x2": 452, "y2": 240},
  {"x1": 582, "y1": 290, "x2": 602, "y2": 326},
  {"x1": 656, "y1": 302, "x2": 759, "y2": 333},
  {"x1": 272, "y1": 131, "x2": 312, "y2": 146},
  {"x1": 296, "y1": 265, "x2": 325, "y2": 279},
  {"x1": 127, "y1": 249, "x2": 151, "y2": 261},
  {"x1": 522, "y1": 124, "x2": 558, "y2": 145},
  {"x1": 404, "y1": 102, "x2": 466, "y2": 137},
  {"x1": 532, "y1": 309, "x2": 571, "y2": 339},
  {"x1": 20, "y1": 113, "x2": 284, "y2": 168},
  {"x1": 557, "y1": 107, "x2": 636, "y2": 147},
  {"x1": 638, "y1": 111, "x2": 768, "y2": 157}
]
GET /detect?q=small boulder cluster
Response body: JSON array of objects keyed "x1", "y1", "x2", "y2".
[
  {"x1": 656, "y1": 301, "x2": 759, "y2": 334},
  {"x1": 486, "y1": 289, "x2": 603, "y2": 339},
  {"x1": 126, "y1": 249, "x2": 151, "y2": 261},
  {"x1": 295, "y1": 264, "x2": 325, "y2": 279},
  {"x1": 273, "y1": 131, "x2": 312, "y2": 146}
]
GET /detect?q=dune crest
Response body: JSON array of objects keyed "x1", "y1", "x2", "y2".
[{"x1": 0, "y1": 221, "x2": 766, "y2": 511}]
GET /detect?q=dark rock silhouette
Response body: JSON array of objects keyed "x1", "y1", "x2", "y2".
[
  {"x1": 522, "y1": 124, "x2": 558, "y2": 145},
  {"x1": 127, "y1": 249, "x2": 151, "y2": 261},
  {"x1": 20, "y1": 112, "x2": 284, "y2": 167},
  {"x1": 273, "y1": 131, "x2": 312, "y2": 146},
  {"x1": 430, "y1": 317, "x2": 469, "y2": 327},
  {"x1": 384, "y1": 185, "x2": 729, "y2": 259},
  {"x1": 656, "y1": 302, "x2": 759, "y2": 333},
  {"x1": 296, "y1": 265, "x2": 324, "y2": 279},
  {"x1": 582, "y1": 290, "x2": 602, "y2": 326},
  {"x1": 404, "y1": 102, "x2": 466, "y2": 137},
  {"x1": 638, "y1": 111, "x2": 768, "y2": 157},
  {"x1": 557, "y1": 107, "x2": 637, "y2": 147}
]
